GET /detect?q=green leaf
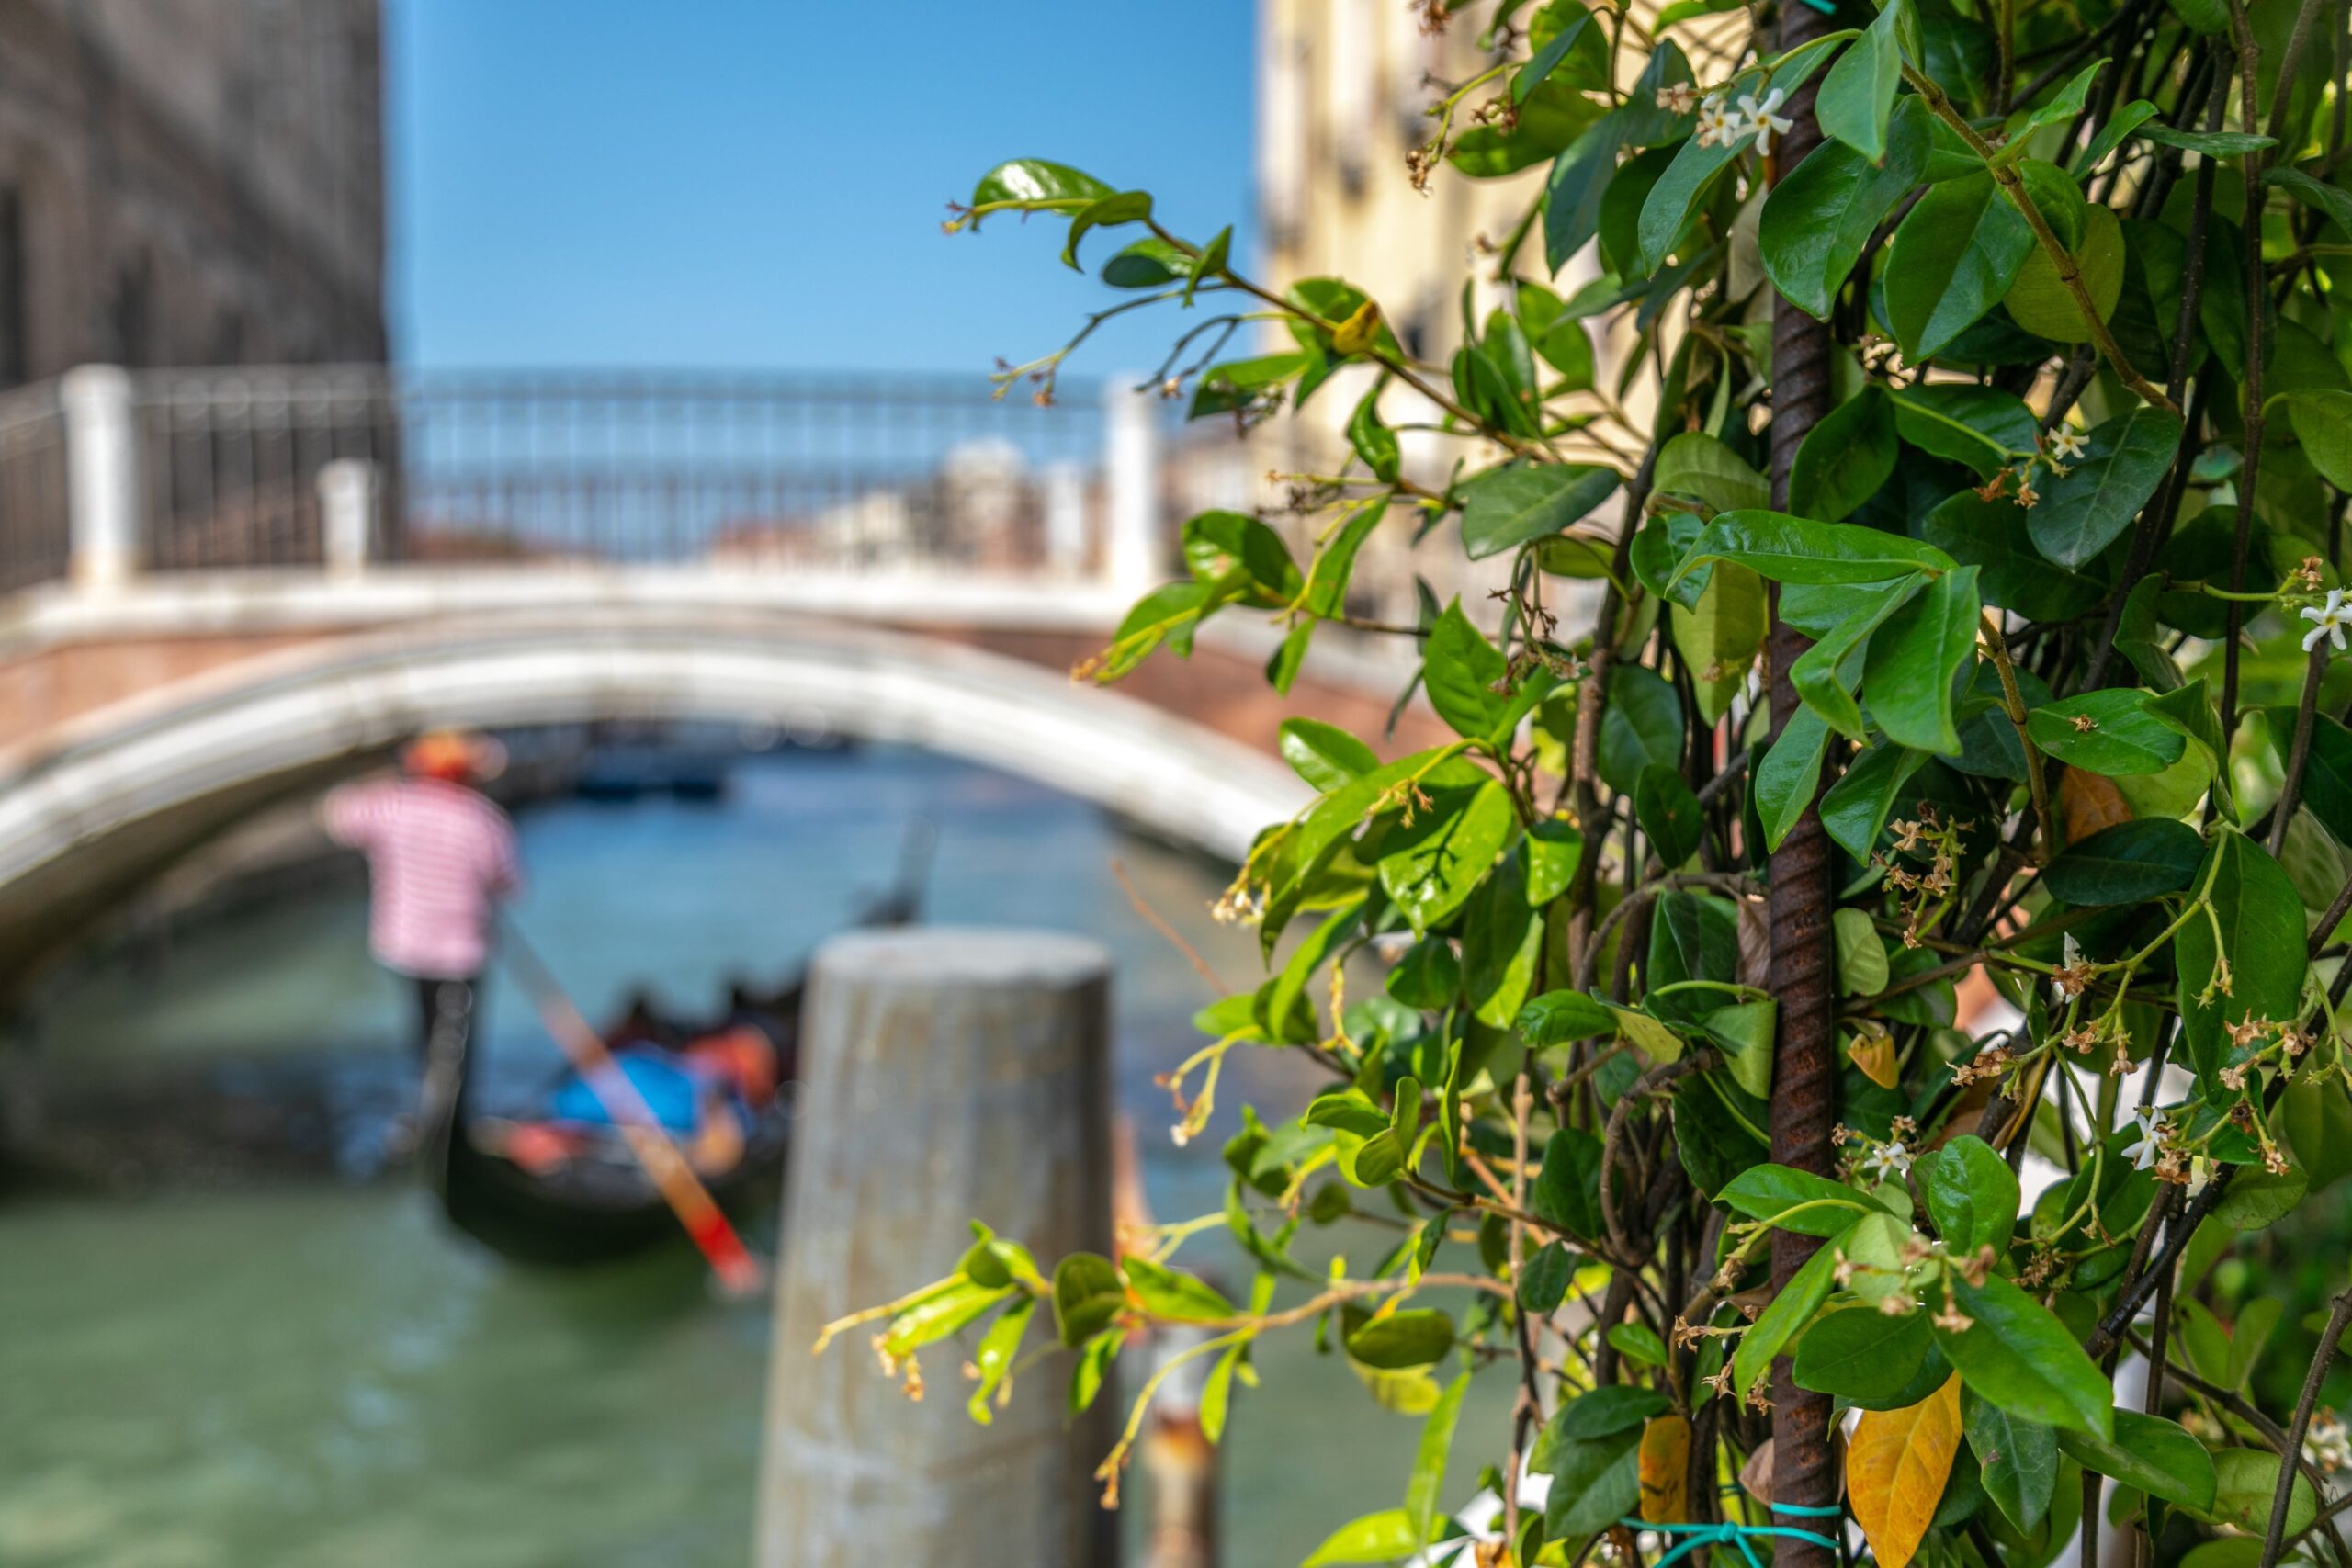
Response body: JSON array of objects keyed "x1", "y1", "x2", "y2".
[
  {"x1": 971, "y1": 159, "x2": 1113, "y2": 215},
  {"x1": 2199, "y1": 1450, "x2": 2317, "y2": 1536},
  {"x1": 1532, "y1": 1126, "x2": 1606, "y2": 1238},
  {"x1": 1124, "y1": 1257, "x2": 1238, "y2": 1322},
  {"x1": 1461, "y1": 462, "x2": 1623, "y2": 560},
  {"x1": 1346, "y1": 1308, "x2": 1456, "y2": 1369},
  {"x1": 2007, "y1": 205, "x2": 2122, "y2": 346},
  {"x1": 2002, "y1": 61, "x2": 2108, "y2": 154},
  {"x1": 1762, "y1": 95, "x2": 1932, "y2": 320},
  {"x1": 1379, "y1": 779, "x2": 1517, "y2": 933},
  {"x1": 2176, "y1": 830, "x2": 2309, "y2": 1090},
  {"x1": 1407, "y1": 1373, "x2": 1473, "y2": 1545},
  {"x1": 1544, "y1": 117, "x2": 1631, "y2": 272},
  {"x1": 1552, "y1": 1383, "x2": 1673, "y2": 1439},
  {"x1": 1423, "y1": 602, "x2": 1511, "y2": 739},
  {"x1": 2136, "y1": 121, "x2": 2274, "y2": 155},
  {"x1": 1599, "y1": 664, "x2": 1686, "y2": 795},
  {"x1": 1060, "y1": 190, "x2": 1151, "y2": 269},
  {"x1": 1734, "y1": 1235, "x2": 1839, "y2": 1395},
  {"x1": 2029, "y1": 406, "x2": 2183, "y2": 568},
  {"x1": 1655, "y1": 431, "x2": 1770, "y2": 513},
  {"x1": 1518, "y1": 988, "x2": 1615, "y2": 1045},
  {"x1": 1864, "y1": 563, "x2": 1981, "y2": 753},
  {"x1": 1347, "y1": 386, "x2": 1402, "y2": 484},
  {"x1": 1796, "y1": 1303, "x2": 1938, "y2": 1404},
  {"x1": 1924, "y1": 1134, "x2": 2019, "y2": 1254},
  {"x1": 965, "y1": 1297, "x2": 1036, "y2": 1424},
  {"x1": 1520, "y1": 1242, "x2": 1576, "y2": 1314},
  {"x1": 1387, "y1": 935, "x2": 1462, "y2": 1010},
  {"x1": 1819, "y1": 738, "x2": 1928, "y2": 860},
  {"x1": 1101, "y1": 236, "x2": 1193, "y2": 288},
  {"x1": 1515, "y1": 6, "x2": 1600, "y2": 101},
  {"x1": 2026, "y1": 690, "x2": 2188, "y2": 775},
  {"x1": 1634, "y1": 763, "x2": 1705, "y2": 867},
  {"x1": 1757, "y1": 705, "x2": 1832, "y2": 851},
  {"x1": 1964, "y1": 1389, "x2": 2061, "y2": 1531},
  {"x1": 2287, "y1": 389, "x2": 2352, "y2": 491},
  {"x1": 1464, "y1": 853, "x2": 1545, "y2": 1027},
  {"x1": 1791, "y1": 386, "x2": 1899, "y2": 523},
  {"x1": 1302, "y1": 1507, "x2": 1420, "y2": 1566},
  {"x1": 2075, "y1": 100, "x2": 2159, "y2": 175},
  {"x1": 1280, "y1": 718, "x2": 1379, "y2": 790},
  {"x1": 1610, "y1": 1322, "x2": 1670, "y2": 1366},
  {"x1": 2298, "y1": 715, "x2": 2352, "y2": 851},
  {"x1": 1886, "y1": 173, "x2": 2038, "y2": 359},
  {"x1": 1053, "y1": 1252, "x2": 1125, "y2": 1347},
  {"x1": 1527, "y1": 818, "x2": 1585, "y2": 903},
  {"x1": 1818, "y1": 0, "x2": 1906, "y2": 161},
  {"x1": 2041, "y1": 819, "x2": 2205, "y2": 904},
  {"x1": 2264, "y1": 166, "x2": 2352, "y2": 235},
  {"x1": 1932, "y1": 1273, "x2": 2113, "y2": 1438},
  {"x1": 1672, "y1": 562, "x2": 1769, "y2": 724},
  {"x1": 1835, "y1": 906, "x2": 1891, "y2": 995},
  {"x1": 1670, "y1": 510, "x2": 1955, "y2": 586},
  {"x1": 2054, "y1": 1409, "x2": 2217, "y2": 1511},
  {"x1": 1185, "y1": 225, "x2": 1231, "y2": 307},
  {"x1": 1891, "y1": 384, "x2": 2038, "y2": 478},
  {"x1": 1718, "y1": 1163, "x2": 1871, "y2": 1235},
  {"x1": 1542, "y1": 1427, "x2": 1645, "y2": 1537},
  {"x1": 1921, "y1": 491, "x2": 2100, "y2": 624}
]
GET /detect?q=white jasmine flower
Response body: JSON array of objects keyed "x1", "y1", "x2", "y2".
[
  {"x1": 1694, "y1": 95, "x2": 1746, "y2": 148},
  {"x1": 1862, "y1": 1139, "x2": 1913, "y2": 1182},
  {"x1": 1657, "y1": 82, "x2": 1702, "y2": 115},
  {"x1": 2047, "y1": 425, "x2": 2088, "y2": 461},
  {"x1": 1737, "y1": 87, "x2": 1795, "y2": 154},
  {"x1": 2122, "y1": 1105, "x2": 2163, "y2": 1171},
  {"x1": 2303, "y1": 588, "x2": 2350, "y2": 654}
]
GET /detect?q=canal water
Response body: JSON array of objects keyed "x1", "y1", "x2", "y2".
[{"x1": 0, "y1": 746, "x2": 1476, "y2": 1567}]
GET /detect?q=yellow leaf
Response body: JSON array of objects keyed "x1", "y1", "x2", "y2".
[
  {"x1": 1639, "y1": 1413, "x2": 1691, "y2": 1524},
  {"x1": 1332, "y1": 300, "x2": 1383, "y2": 356},
  {"x1": 1847, "y1": 1374, "x2": 1962, "y2": 1568},
  {"x1": 2060, "y1": 765, "x2": 2132, "y2": 840},
  {"x1": 1846, "y1": 1025, "x2": 1900, "y2": 1089}
]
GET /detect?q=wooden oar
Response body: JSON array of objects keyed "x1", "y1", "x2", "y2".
[{"x1": 500, "y1": 925, "x2": 766, "y2": 1297}]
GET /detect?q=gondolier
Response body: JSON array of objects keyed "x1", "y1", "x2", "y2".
[{"x1": 322, "y1": 730, "x2": 522, "y2": 1111}]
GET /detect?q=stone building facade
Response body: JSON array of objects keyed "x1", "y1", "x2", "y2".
[{"x1": 0, "y1": 0, "x2": 385, "y2": 388}]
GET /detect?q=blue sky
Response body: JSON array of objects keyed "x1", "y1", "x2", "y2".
[{"x1": 386, "y1": 0, "x2": 1257, "y2": 377}]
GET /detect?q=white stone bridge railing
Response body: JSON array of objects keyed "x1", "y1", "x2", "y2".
[{"x1": 0, "y1": 364, "x2": 1173, "y2": 596}]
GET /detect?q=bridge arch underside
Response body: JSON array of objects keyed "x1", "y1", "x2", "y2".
[{"x1": 0, "y1": 614, "x2": 1308, "y2": 990}]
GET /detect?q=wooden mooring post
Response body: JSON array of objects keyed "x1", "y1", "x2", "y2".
[{"x1": 754, "y1": 928, "x2": 1118, "y2": 1568}]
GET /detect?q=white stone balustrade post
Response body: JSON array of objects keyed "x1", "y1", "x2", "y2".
[
  {"x1": 318, "y1": 458, "x2": 379, "y2": 579},
  {"x1": 1041, "y1": 459, "x2": 1087, "y2": 578},
  {"x1": 61, "y1": 365, "x2": 140, "y2": 591},
  {"x1": 1103, "y1": 375, "x2": 1161, "y2": 595}
]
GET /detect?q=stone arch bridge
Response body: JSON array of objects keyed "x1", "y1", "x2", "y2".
[{"x1": 0, "y1": 365, "x2": 1441, "y2": 991}]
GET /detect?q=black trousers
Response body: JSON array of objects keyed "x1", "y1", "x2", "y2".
[{"x1": 413, "y1": 975, "x2": 479, "y2": 1066}]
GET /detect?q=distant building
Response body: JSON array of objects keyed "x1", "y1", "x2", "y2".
[{"x1": 0, "y1": 0, "x2": 386, "y2": 387}]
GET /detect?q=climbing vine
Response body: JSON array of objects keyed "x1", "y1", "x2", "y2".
[{"x1": 825, "y1": 0, "x2": 2352, "y2": 1562}]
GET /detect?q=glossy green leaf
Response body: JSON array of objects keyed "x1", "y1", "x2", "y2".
[
  {"x1": 1718, "y1": 1163, "x2": 1872, "y2": 1235},
  {"x1": 1964, "y1": 1389, "x2": 2061, "y2": 1532},
  {"x1": 1599, "y1": 664, "x2": 1686, "y2": 795},
  {"x1": 1302, "y1": 1508, "x2": 1420, "y2": 1566},
  {"x1": 1053, "y1": 1252, "x2": 1125, "y2": 1347},
  {"x1": 2054, "y1": 1408, "x2": 2216, "y2": 1511},
  {"x1": 1817, "y1": 0, "x2": 1906, "y2": 161},
  {"x1": 2026, "y1": 690, "x2": 2187, "y2": 775},
  {"x1": 2006, "y1": 205, "x2": 2124, "y2": 342},
  {"x1": 1461, "y1": 462, "x2": 1623, "y2": 560},
  {"x1": 1923, "y1": 1134, "x2": 2019, "y2": 1254},
  {"x1": 1890, "y1": 383, "x2": 2038, "y2": 478},
  {"x1": 1423, "y1": 602, "x2": 1510, "y2": 739},
  {"x1": 1346, "y1": 1308, "x2": 1456, "y2": 1370},
  {"x1": 2029, "y1": 405, "x2": 2183, "y2": 569},
  {"x1": 1757, "y1": 705, "x2": 1832, "y2": 851},
  {"x1": 1655, "y1": 431, "x2": 1770, "y2": 513},
  {"x1": 1518, "y1": 987, "x2": 1616, "y2": 1045},
  {"x1": 1670, "y1": 510, "x2": 1955, "y2": 586},
  {"x1": 972, "y1": 159, "x2": 1113, "y2": 214},
  {"x1": 1886, "y1": 173, "x2": 2038, "y2": 359},
  {"x1": 1796, "y1": 1304, "x2": 1938, "y2": 1404},
  {"x1": 1734, "y1": 1236, "x2": 1839, "y2": 1395},
  {"x1": 1932, "y1": 1273, "x2": 2114, "y2": 1438},
  {"x1": 1834, "y1": 906, "x2": 1890, "y2": 995},
  {"x1": 1762, "y1": 95, "x2": 1932, "y2": 320},
  {"x1": 2199, "y1": 1450, "x2": 2317, "y2": 1536},
  {"x1": 1533, "y1": 1126, "x2": 1606, "y2": 1238},
  {"x1": 1060, "y1": 190, "x2": 1152, "y2": 269},
  {"x1": 1378, "y1": 779, "x2": 1517, "y2": 932},
  {"x1": 2041, "y1": 819, "x2": 2204, "y2": 904},
  {"x1": 1819, "y1": 738, "x2": 1928, "y2": 859},
  {"x1": 2288, "y1": 389, "x2": 2352, "y2": 491},
  {"x1": 1864, "y1": 563, "x2": 1981, "y2": 753},
  {"x1": 1280, "y1": 718, "x2": 1379, "y2": 790},
  {"x1": 1791, "y1": 386, "x2": 1898, "y2": 523},
  {"x1": 2175, "y1": 830, "x2": 2309, "y2": 1090}
]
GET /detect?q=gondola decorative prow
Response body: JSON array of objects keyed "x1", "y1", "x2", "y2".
[{"x1": 499, "y1": 923, "x2": 766, "y2": 1298}]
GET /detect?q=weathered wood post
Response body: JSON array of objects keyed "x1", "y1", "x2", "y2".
[{"x1": 755, "y1": 928, "x2": 1119, "y2": 1568}]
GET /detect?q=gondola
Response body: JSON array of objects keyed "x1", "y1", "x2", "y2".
[{"x1": 420, "y1": 823, "x2": 932, "y2": 1267}]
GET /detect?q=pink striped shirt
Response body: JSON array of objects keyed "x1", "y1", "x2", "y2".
[{"x1": 324, "y1": 777, "x2": 522, "y2": 978}]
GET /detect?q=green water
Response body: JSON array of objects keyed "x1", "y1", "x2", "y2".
[{"x1": 0, "y1": 747, "x2": 1490, "y2": 1566}]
